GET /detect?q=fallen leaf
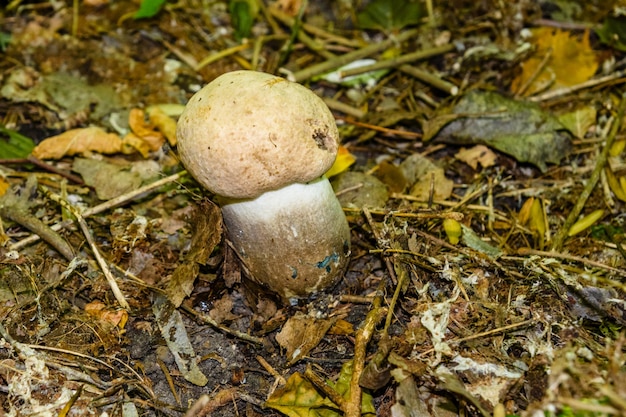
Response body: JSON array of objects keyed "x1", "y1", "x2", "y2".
[
  {"x1": 400, "y1": 153, "x2": 453, "y2": 201},
  {"x1": 331, "y1": 171, "x2": 389, "y2": 209},
  {"x1": 147, "y1": 106, "x2": 177, "y2": 146},
  {"x1": 153, "y1": 294, "x2": 208, "y2": 386},
  {"x1": 265, "y1": 372, "x2": 339, "y2": 417},
  {"x1": 72, "y1": 158, "x2": 142, "y2": 200},
  {"x1": 166, "y1": 200, "x2": 222, "y2": 307},
  {"x1": 373, "y1": 161, "x2": 408, "y2": 193},
  {"x1": 430, "y1": 90, "x2": 571, "y2": 172},
  {"x1": 32, "y1": 127, "x2": 123, "y2": 159},
  {"x1": 512, "y1": 28, "x2": 598, "y2": 96},
  {"x1": 84, "y1": 301, "x2": 128, "y2": 329},
  {"x1": 275, "y1": 311, "x2": 338, "y2": 365},
  {"x1": 208, "y1": 294, "x2": 239, "y2": 324},
  {"x1": 325, "y1": 145, "x2": 356, "y2": 178},
  {"x1": 455, "y1": 145, "x2": 497, "y2": 170},
  {"x1": 265, "y1": 361, "x2": 375, "y2": 417},
  {"x1": 558, "y1": 106, "x2": 597, "y2": 139}
]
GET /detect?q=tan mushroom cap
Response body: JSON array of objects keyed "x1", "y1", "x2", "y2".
[{"x1": 177, "y1": 71, "x2": 340, "y2": 199}]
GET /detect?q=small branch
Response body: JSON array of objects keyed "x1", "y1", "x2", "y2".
[
  {"x1": 10, "y1": 171, "x2": 187, "y2": 251},
  {"x1": 339, "y1": 44, "x2": 455, "y2": 78},
  {"x1": 290, "y1": 29, "x2": 419, "y2": 83},
  {"x1": 398, "y1": 64, "x2": 459, "y2": 95},
  {"x1": 551, "y1": 93, "x2": 626, "y2": 251},
  {"x1": 40, "y1": 185, "x2": 130, "y2": 310},
  {"x1": 181, "y1": 304, "x2": 268, "y2": 347}
]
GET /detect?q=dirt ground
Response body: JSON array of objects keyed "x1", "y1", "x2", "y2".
[{"x1": 1, "y1": 1, "x2": 626, "y2": 416}]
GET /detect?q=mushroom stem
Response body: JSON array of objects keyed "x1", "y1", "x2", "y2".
[{"x1": 220, "y1": 177, "x2": 350, "y2": 301}]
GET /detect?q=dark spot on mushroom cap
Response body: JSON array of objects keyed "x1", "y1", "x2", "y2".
[{"x1": 312, "y1": 129, "x2": 332, "y2": 150}]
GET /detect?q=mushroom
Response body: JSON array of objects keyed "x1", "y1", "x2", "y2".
[{"x1": 176, "y1": 70, "x2": 351, "y2": 301}]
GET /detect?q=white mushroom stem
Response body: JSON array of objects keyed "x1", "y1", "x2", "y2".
[{"x1": 220, "y1": 177, "x2": 350, "y2": 301}]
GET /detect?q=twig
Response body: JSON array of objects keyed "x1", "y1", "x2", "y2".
[
  {"x1": 290, "y1": 29, "x2": 419, "y2": 83},
  {"x1": 268, "y1": 6, "x2": 361, "y2": 48},
  {"x1": 517, "y1": 247, "x2": 626, "y2": 277},
  {"x1": 551, "y1": 93, "x2": 626, "y2": 251},
  {"x1": 304, "y1": 365, "x2": 347, "y2": 410},
  {"x1": 398, "y1": 64, "x2": 459, "y2": 95},
  {"x1": 322, "y1": 98, "x2": 366, "y2": 119},
  {"x1": 40, "y1": 185, "x2": 130, "y2": 310},
  {"x1": 181, "y1": 304, "x2": 267, "y2": 346},
  {"x1": 195, "y1": 42, "x2": 252, "y2": 71},
  {"x1": 346, "y1": 297, "x2": 385, "y2": 417},
  {"x1": 10, "y1": 171, "x2": 187, "y2": 251},
  {"x1": 529, "y1": 70, "x2": 626, "y2": 102},
  {"x1": 417, "y1": 318, "x2": 536, "y2": 357},
  {"x1": 339, "y1": 44, "x2": 455, "y2": 78}
]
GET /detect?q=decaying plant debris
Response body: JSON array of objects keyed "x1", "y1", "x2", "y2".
[{"x1": 1, "y1": 1, "x2": 626, "y2": 416}]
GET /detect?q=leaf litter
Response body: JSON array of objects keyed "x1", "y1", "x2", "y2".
[{"x1": 1, "y1": 1, "x2": 626, "y2": 417}]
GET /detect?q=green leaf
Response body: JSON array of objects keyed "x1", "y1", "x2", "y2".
[
  {"x1": 134, "y1": 0, "x2": 167, "y2": 19},
  {"x1": 597, "y1": 15, "x2": 626, "y2": 52},
  {"x1": 357, "y1": 0, "x2": 425, "y2": 32},
  {"x1": 0, "y1": 32, "x2": 10, "y2": 52},
  {"x1": 0, "y1": 126, "x2": 35, "y2": 159},
  {"x1": 229, "y1": 0, "x2": 258, "y2": 41}
]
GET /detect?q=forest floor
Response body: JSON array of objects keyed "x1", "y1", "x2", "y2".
[{"x1": 1, "y1": 1, "x2": 626, "y2": 416}]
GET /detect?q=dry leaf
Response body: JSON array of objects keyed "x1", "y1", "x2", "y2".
[
  {"x1": 455, "y1": 145, "x2": 497, "y2": 169},
  {"x1": 275, "y1": 311, "x2": 338, "y2": 365},
  {"x1": 512, "y1": 28, "x2": 598, "y2": 96},
  {"x1": 31, "y1": 127, "x2": 123, "y2": 159},
  {"x1": 209, "y1": 294, "x2": 239, "y2": 324},
  {"x1": 325, "y1": 145, "x2": 356, "y2": 178},
  {"x1": 148, "y1": 106, "x2": 178, "y2": 146},
  {"x1": 84, "y1": 301, "x2": 128, "y2": 329}
]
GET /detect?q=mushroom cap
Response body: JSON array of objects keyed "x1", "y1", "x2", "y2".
[{"x1": 177, "y1": 71, "x2": 340, "y2": 199}]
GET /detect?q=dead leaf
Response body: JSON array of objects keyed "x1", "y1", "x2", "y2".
[
  {"x1": 431, "y1": 90, "x2": 571, "y2": 171},
  {"x1": 455, "y1": 145, "x2": 497, "y2": 169},
  {"x1": 275, "y1": 311, "x2": 338, "y2": 365},
  {"x1": 148, "y1": 106, "x2": 178, "y2": 146},
  {"x1": 512, "y1": 28, "x2": 598, "y2": 96},
  {"x1": 400, "y1": 153, "x2": 453, "y2": 201},
  {"x1": 72, "y1": 158, "x2": 142, "y2": 200},
  {"x1": 32, "y1": 127, "x2": 123, "y2": 159},
  {"x1": 128, "y1": 108, "x2": 166, "y2": 152},
  {"x1": 265, "y1": 361, "x2": 376, "y2": 417},
  {"x1": 373, "y1": 161, "x2": 408, "y2": 193},
  {"x1": 153, "y1": 294, "x2": 208, "y2": 386},
  {"x1": 208, "y1": 294, "x2": 239, "y2": 324},
  {"x1": 325, "y1": 145, "x2": 356, "y2": 178},
  {"x1": 166, "y1": 200, "x2": 222, "y2": 307},
  {"x1": 84, "y1": 301, "x2": 128, "y2": 329},
  {"x1": 265, "y1": 372, "x2": 339, "y2": 416},
  {"x1": 558, "y1": 106, "x2": 597, "y2": 139}
]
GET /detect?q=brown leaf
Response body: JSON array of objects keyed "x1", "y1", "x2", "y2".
[
  {"x1": 166, "y1": 200, "x2": 223, "y2": 307},
  {"x1": 275, "y1": 312, "x2": 338, "y2": 365},
  {"x1": 455, "y1": 145, "x2": 497, "y2": 170},
  {"x1": 512, "y1": 28, "x2": 598, "y2": 96},
  {"x1": 31, "y1": 127, "x2": 122, "y2": 159},
  {"x1": 148, "y1": 106, "x2": 178, "y2": 146}
]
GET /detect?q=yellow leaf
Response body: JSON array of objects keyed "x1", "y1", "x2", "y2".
[
  {"x1": 568, "y1": 209, "x2": 604, "y2": 237},
  {"x1": 148, "y1": 106, "x2": 178, "y2": 146},
  {"x1": 518, "y1": 197, "x2": 534, "y2": 225},
  {"x1": 325, "y1": 145, "x2": 356, "y2": 178},
  {"x1": 529, "y1": 197, "x2": 546, "y2": 236},
  {"x1": 443, "y1": 218, "x2": 462, "y2": 245},
  {"x1": 512, "y1": 28, "x2": 598, "y2": 96},
  {"x1": 605, "y1": 167, "x2": 626, "y2": 202},
  {"x1": 31, "y1": 127, "x2": 123, "y2": 159},
  {"x1": 0, "y1": 177, "x2": 9, "y2": 197},
  {"x1": 265, "y1": 372, "x2": 339, "y2": 416}
]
